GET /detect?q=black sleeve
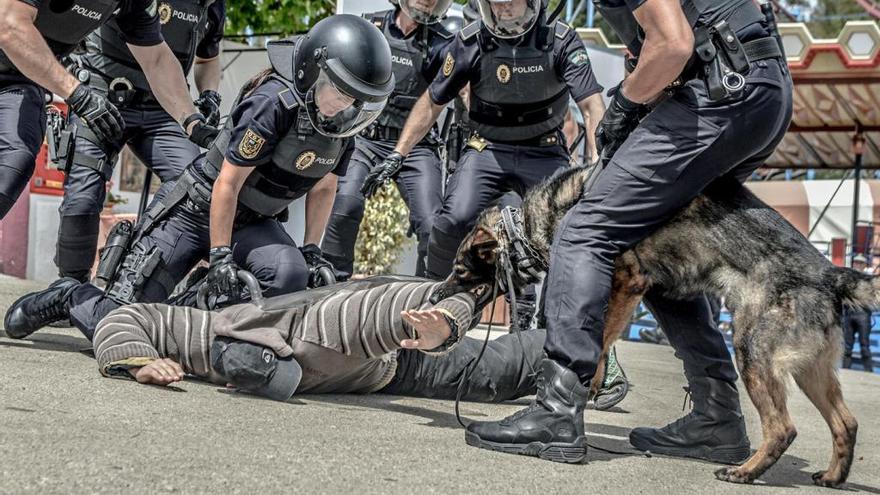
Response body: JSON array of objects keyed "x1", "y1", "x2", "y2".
[
  {"x1": 225, "y1": 81, "x2": 295, "y2": 167},
  {"x1": 16, "y1": 0, "x2": 39, "y2": 9},
  {"x1": 332, "y1": 139, "x2": 355, "y2": 177},
  {"x1": 427, "y1": 36, "x2": 479, "y2": 106},
  {"x1": 556, "y1": 30, "x2": 603, "y2": 102},
  {"x1": 196, "y1": 0, "x2": 226, "y2": 59},
  {"x1": 422, "y1": 32, "x2": 455, "y2": 82},
  {"x1": 116, "y1": 0, "x2": 164, "y2": 47}
]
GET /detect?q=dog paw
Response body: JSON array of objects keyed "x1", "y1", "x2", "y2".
[
  {"x1": 812, "y1": 470, "x2": 844, "y2": 489},
  {"x1": 714, "y1": 467, "x2": 754, "y2": 484}
]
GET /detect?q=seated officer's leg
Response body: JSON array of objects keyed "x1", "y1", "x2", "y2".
[
  {"x1": 0, "y1": 84, "x2": 46, "y2": 218},
  {"x1": 56, "y1": 118, "x2": 122, "y2": 281},
  {"x1": 321, "y1": 148, "x2": 371, "y2": 276},
  {"x1": 383, "y1": 329, "x2": 545, "y2": 402},
  {"x1": 233, "y1": 219, "x2": 309, "y2": 297},
  {"x1": 426, "y1": 148, "x2": 505, "y2": 279},
  {"x1": 630, "y1": 288, "x2": 750, "y2": 463},
  {"x1": 395, "y1": 146, "x2": 443, "y2": 277}
]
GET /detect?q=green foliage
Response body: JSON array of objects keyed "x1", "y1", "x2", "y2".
[
  {"x1": 354, "y1": 182, "x2": 414, "y2": 276},
  {"x1": 224, "y1": 0, "x2": 336, "y2": 37}
]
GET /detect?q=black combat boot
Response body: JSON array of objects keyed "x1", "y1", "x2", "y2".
[
  {"x1": 465, "y1": 358, "x2": 589, "y2": 463},
  {"x1": 629, "y1": 375, "x2": 751, "y2": 464},
  {"x1": 4, "y1": 278, "x2": 81, "y2": 339}
]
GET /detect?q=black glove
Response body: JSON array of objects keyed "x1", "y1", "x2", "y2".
[
  {"x1": 66, "y1": 83, "x2": 124, "y2": 146},
  {"x1": 184, "y1": 113, "x2": 220, "y2": 148},
  {"x1": 194, "y1": 90, "x2": 222, "y2": 126},
  {"x1": 206, "y1": 246, "x2": 240, "y2": 298},
  {"x1": 299, "y1": 244, "x2": 336, "y2": 288},
  {"x1": 361, "y1": 151, "x2": 404, "y2": 198},
  {"x1": 595, "y1": 85, "x2": 645, "y2": 166}
]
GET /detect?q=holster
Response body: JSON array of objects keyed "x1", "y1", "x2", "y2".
[
  {"x1": 95, "y1": 219, "x2": 133, "y2": 285},
  {"x1": 46, "y1": 108, "x2": 76, "y2": 172}
]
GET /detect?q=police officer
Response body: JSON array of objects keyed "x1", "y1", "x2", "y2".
[
  {"x1": 5, "y1": 14, "x2": 394, "y2": 342},
  {"x1": 378, "y1": 0, "x2": 605, "y2": 281},
  {"x1": 55, "y1": 0, "x2": 227, "y2": 283},
  {"x1": 464, "y1": 0, "x2": 792, "y2": 465},
  {"x1": 0, "y1": 0, "x2": 218, "y2": 218},
  {"x1": 321, "y1": 0, "x2": 455, "y2": 278}
]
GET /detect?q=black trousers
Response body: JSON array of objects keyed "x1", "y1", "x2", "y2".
[
  {"x1": 322, "y1": 137, "x2": 442, "y2": 277},
  {"x1": 544, "y1": 59, "x2": 794, "y2": 384},
  {"x1": 56, "y1": 100, "x2": 199, "y2": 281},
  {"x1": 426, "y1": 138, "x2": 570, "y2": 279},
  {"x1": 68, "y1": 185, "x2": 311, "y2": 340},
  {"x1": 382, "y1": 328, "x2": 544, "y2": 402},
  {"x1": 843, "y1": 308, "x2": 874, "y2": 372},
  {"x1": 0, "y1": 82, "x2": 46, "y2": 218}
]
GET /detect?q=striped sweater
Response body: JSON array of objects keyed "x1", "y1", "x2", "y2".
[{"x1": 93, "y1": 277, "x2": 478, "y2": 394}]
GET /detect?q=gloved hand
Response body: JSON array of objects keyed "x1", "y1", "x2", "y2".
[
  {"x1": 194, "y1": 90, "x2": 222, "y2": 126},
  {"x1": 595, "y1": 85, "x2": 645, "y2": 166},
  {"x1": 206, "y1": 246, "x2": 240, "y2": 299},
  {"x1": 361, "y1": 151, "x2": 404, "y2": 198},
  {"x1": 184, "y1": 113, "x2": 220, "y2": 148},
  {"x1": 299, "y1": 244, "x2": 336, "y2": 288},
  {"x1": 66, "y1": 83, "x2": 124, "y2": 146}
]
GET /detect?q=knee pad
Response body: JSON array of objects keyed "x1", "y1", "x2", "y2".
[
  {"x1": 56, "y1": 214, "x2": 101, "y2": 281},
  {"x1": 261, "y1": 250, "x2": 310, "y2": 297}
]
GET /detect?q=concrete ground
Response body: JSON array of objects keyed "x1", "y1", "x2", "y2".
[{"x1": 1, "y1": 276, "x2": 879, "y2": 494}]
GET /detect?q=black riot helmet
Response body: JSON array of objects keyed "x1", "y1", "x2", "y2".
[
  {"x1": 476, "y1": 0, "x2": 542, "y2": 38},
  {"x1": 398, "y1": 0, "x2": 455, "y2": 24},
  {"x1": 291, "y1": 14, "x2": 395, "y2": 138}
]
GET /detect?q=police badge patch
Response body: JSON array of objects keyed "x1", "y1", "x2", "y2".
[
  {"x1": 238, "y1": 129, "x2": 265, "y2": 160},
  {"x1": 496, "y1": 64, "x2": 511, "y2": 84},
  {"x1": 568, "y1": 49, "x2": 590, "y2": 67},
  {"x1": 295, "y1": 151, "x2": 317, "y2": 171},
  {"x1": 443, "y1": 52, "x2": 455, "y2": 77},
  {"x1": 158, "y1": 2, "x2": 172, "y2": 24}
]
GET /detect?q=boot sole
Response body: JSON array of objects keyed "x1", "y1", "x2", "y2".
[
  {"x1": 629, "y1": 436, "x2": 751, "y2": 465},
  {"x1": 465, "y1": 431, "x2": 587, "y2": 464}
]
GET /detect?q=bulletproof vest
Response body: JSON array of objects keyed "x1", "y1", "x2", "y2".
[
  {"x1": 466, "y1": 21, "x2": 569, "y2": 142},
  {"x1": 0, "y1": 0, "x2": 120, "y2": 75},
  {"x1": 594, "y1": 0, "x2": 761, "y2": 56},
  {"x1": 81, "y1": 0, "x2": 213, "y2": 91},
  {"x1": 365, "y1": 10, "x2": 451, "y2": 130},
  {"x1": 203, "y1": 75, "x2": 346, "y2": 218}
]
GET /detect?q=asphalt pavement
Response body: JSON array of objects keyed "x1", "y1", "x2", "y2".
[{"x1": 1, "y1": 275, "x2": 878, "y2": 494}]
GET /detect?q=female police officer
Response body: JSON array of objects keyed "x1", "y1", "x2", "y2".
[{"x1": 5, "y1": 14, "x2": 395, "y2": 341}]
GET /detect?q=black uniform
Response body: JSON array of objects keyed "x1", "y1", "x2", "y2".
[
  {"x1": 56, "y1": 0, "x2": 226, "y2": 282},
  {"x1": 424, "y1": 18, "x2": 601, "y2": 279},
  {"x1": 65, "y1": 68, "x2": 354, "y2": 340},
  {"x1": 842, "y1": 307, "x2": 874, "y2": 372},
  {"x1": 0, "y1": 0, "x2": 163, "y2": 218},
  {"x1": 543, "y1": 0, "x2": 793, "y2": 384},
  {"x1": 321, "y1": 9, "x2": 452, "y2": 278}
]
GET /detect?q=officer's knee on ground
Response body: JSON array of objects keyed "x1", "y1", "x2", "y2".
[{"x1": 263, "y1": 249, "x2": 310, "y2": 296}]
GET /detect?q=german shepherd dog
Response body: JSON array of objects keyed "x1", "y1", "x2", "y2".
[{"x1": 432, "y1": 165, "x2": 872, "y2": 487}]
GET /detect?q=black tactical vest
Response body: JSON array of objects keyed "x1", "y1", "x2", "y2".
[
  {"x1": 365, "y1": 10, "x2": 451, "y2": 131},
  {"x1": 594, "y1": 0, "x2": 762, "y2": 56},
  {"x1": 0, "y1": 0, "x2": 120, "y2": 75},
  {"x1": 466, "y1": 21, "x2": 570, "y2": 142},
  {"x1": 203, "y1": 76, "x2": 346, "y2": 217},
  {"x1": 82, "y1": 0, "x2": 213, "y2": 91}
]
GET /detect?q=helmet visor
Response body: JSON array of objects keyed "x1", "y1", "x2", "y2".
[
  {"x1": 477, "y1": 0, "x2": 539, "y2": 38},
  {"x1": 306, "y1": 70, "x2": 386, "y2": 138},
  {"x1": 400, "y1": 0, "x2": 455, "y2": 24}
]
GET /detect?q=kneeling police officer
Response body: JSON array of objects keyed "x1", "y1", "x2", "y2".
[{"x1": 5, "y1": 14, "x2": 394, "y2": 342}]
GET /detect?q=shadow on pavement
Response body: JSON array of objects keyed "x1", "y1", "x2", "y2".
[{"x1": 0, "y1": 332, "x2": 91, "y2": 354}]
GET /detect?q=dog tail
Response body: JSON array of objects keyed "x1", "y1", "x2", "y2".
[{"x1": 829, "y1": 266, "x2": 880, "y2": 310}]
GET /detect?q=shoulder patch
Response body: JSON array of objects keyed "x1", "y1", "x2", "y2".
[
  {"x1": 238, "y1": 128, "x2": 266, "y2": 160},
  {"x1": 431, "y1": 24, "x2": 454, "y2": 40},
  {"x1": 442, "y1": 52, "x2": 455, "y2": 77},
  {"x1": 460, "y1": 22, "x2": 480, "y2": 41},
  {"x1": 277, "y1": 88, "x2": 297, "y2": 110},
  {"x1": 555, "y1": 20, "x2": 571, "y2": 39},
  {"x1": 568, "y1": 48, "x2": 590, "y2": 67}
]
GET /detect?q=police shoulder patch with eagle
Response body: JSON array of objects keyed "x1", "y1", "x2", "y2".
[{"x1": 238, "y1": 128, "x2": 266, "y2": 160}]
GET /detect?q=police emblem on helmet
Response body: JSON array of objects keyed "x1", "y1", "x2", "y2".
[
  {"x1": 296, "y1": 151, "x2": 317, "y2": 171},
  {"x1": 496, "y1": 64, "x2": 511, "y2": 84},
  {"x1": 443, "y1": 52, "x2": 455, "y2": 77},
  {"x1": 158, "y1": 2, "x2": 172, "y2": 24}
]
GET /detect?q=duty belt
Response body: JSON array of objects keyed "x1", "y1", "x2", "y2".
[
  {"x1": 81, "y1": 70, "x2": 159, "y2": 107},
  {"x1": 471, "y1": 130, "x2": 564, "y2": 148}
]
